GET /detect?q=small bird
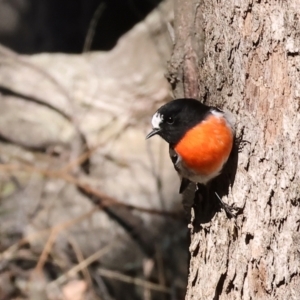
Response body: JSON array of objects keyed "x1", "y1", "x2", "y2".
[{"x1": 146, "y1": 98, "x2": 236, "y2": 214}]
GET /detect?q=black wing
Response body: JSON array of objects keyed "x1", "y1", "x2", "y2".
[{"x1": 169, "y1": 146, "x2": 191, "y2": 193}]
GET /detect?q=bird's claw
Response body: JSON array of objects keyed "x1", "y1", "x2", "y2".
[{"x1": 214, "y1": 192, "x2": 241, "y2": 218}]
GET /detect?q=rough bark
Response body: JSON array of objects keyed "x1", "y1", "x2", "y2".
[{"x1": 169, "y1": 0, "x2": 300, "y2": 299}]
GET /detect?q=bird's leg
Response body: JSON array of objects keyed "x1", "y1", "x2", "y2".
[
  {"x1": 192, "y1": 183, "x2": 215, "y2": 222},
  {"x1": 214, "y1": 192, "x2": 238, "y2": 218},
  {"x1": 193, "y1": 183, "x2": 205, "y2": 203},
  {"x1": 193, "y1": 183, "x2": 211, "y2": 211},
  {"x1": 179, "y1": 177, "x2": 191, "y2": 194}
]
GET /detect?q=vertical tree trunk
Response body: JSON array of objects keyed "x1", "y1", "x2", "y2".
[{"x1": 169, "y1": 0, "x2": 300, "y2": 299}]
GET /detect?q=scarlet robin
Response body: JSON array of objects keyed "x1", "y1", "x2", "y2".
[{"x1": 146, "y1": 98, "x2": 236, "y2": 216}]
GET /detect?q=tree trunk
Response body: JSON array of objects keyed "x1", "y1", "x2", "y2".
[{"x1": 169, "y1": 0, "x2": 300, "y2": 299}]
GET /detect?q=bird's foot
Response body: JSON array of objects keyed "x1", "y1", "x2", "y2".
[{"x1": 214, "y1": 192, "x2": 241, "y2": 218}]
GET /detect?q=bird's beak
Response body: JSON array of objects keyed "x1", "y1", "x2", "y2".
[{"x1": 146, "y1": 128, "x2": 160, "y2": 139}]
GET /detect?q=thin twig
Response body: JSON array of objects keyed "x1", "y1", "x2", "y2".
[
  {"x1": 83, "y1": 3, "x2": 106, "y2": 52},
  {"x1": 35, "y1": 207, "x2": 98, "y2": 273},
  {"x1": 0, "y1": 44, "x2": 73, "y2": 118},
  {"x1": 67, "y1": 235, "x2": 93, "y2": 288},
  {"x1": 48, "y1": 239, "x2": 118, "y2": 287},
  {"x1": 156, "y1": 245, "x2": 167, "y2": 300},
  {"x1": 97, "y1": 268, "x2": 171, "y2": 294},
  {"x1": 0, "y1": 163, "x2": 179, "y2": 218},
  {"x1": 0, "y1": 229, "x2": 50, "y2": 262},
  {"x1": 60, "y1": 145, "x2": 98, "y2": 173}
]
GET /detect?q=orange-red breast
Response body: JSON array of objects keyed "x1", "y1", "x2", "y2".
[{"x1": 146, "y1": 98, "x2": 235, "y2": 194}]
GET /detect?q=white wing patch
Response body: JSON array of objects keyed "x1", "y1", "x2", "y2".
[
  {"x1": 211, "y1": 108, "x2": 236, "y2": 133},
  {"x1": 151, "y1": 112, "x2": 163, "y2": 128},
  {"x1": 211, "y1": 109, "x2": 224, "y2": 119}
]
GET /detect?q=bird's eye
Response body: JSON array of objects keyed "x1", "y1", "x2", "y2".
[{"x1": 166, "y1": 116, "x2": 174, "y2": 124}]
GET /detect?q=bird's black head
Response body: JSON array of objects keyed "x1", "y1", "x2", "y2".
[{"x1": 146, "y1": 98, "x2": 212, "y2": 145}]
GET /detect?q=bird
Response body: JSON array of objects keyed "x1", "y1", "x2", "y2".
[{"x1": 146, "y1": 98, "x2": 236, "y2": 216}]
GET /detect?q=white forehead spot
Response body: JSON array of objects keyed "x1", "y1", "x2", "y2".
[{"x1": 151, "y1": 112, "x2": 163, "y2": 128}]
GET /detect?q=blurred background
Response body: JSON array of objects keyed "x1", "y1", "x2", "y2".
[
  {"x1": 0, "y1": 0, "x2": 162, "y2": 53},
  {"x1": 0, "y1": 0, "x2": 189, "y2": 299}
]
